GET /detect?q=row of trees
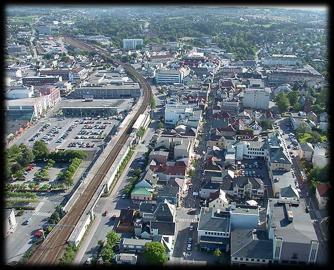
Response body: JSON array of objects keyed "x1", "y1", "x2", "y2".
[
  {"x1": 57, "y1": 158, "x2": 83, "y2": 186},
  {"x1": 123, "y1": 168, "x2": 143, "y2": 195},
  {"x1": 100, "y1": 231, "x2": 121, "y2": 263}
]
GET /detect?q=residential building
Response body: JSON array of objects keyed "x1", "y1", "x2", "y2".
[
  {"x1": 208, "y1": 189, "x2": 229, "y2": 210},
  {"x1": 115, "y1": 253, "x2": 137, "y2": 265},
  {"x1": 267, "y1": 199, "x2": 319, "y2": 264},
  {"x1": 200, "y1": 182, "x2": 221, "y2": 199},
  {"x1": 315, "y1": 182, "x2": 330, "y2": 209},
  {"x1": 312, "y1": 145, "x2": 328, "y2": 169},
  {"x1": 221, "y1": 176, "x2": 265, "y2": 200},
  {"x1": 156, "y1": 183, "x2": 180, "y2": 206},
  {"x1": 131, "y1": 184, "x2": 154, "y2": 203},
  {"x1": 115, "y1": 209, "x2": 136, "y2": 233},
  {"x1": 22, "y1": 75, "x2": 61, "y2": 86},
  {"x1": 7, "y1": 44, "x2": 27, "y2": 55},
  {"x1": 300, "y1": 143, "x2": 314, "y2": 162},
  {"x1": 123, "y1": 39, "x2": 144, "y2": 50},
  {"x1": 119, "y1": 238, "x2": 152, "y2": 253},
  {"x1": 39, "y1": 68, "x2": 71, "y2": 81},
  {"x1": 243, "y1": 88, "x2": 271, "y2": 110}
]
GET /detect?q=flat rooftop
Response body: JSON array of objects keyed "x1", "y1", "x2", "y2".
[
  {"x1": 59, "y1": 99, "x2": 132, "y2": 109},
  {"x1": 269, "y1": 199, "x2": 317, "y2": 243}
]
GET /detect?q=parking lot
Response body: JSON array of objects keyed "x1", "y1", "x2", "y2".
[{"x1": 14, "y1": 116, "x2": 121, "y2": 151}]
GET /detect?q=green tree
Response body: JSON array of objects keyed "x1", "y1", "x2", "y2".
[
  {"x1": 157, "y1": 121, "x2": 164, "y2": 129},
  {"x1": 133, "y1": 168, "x2": 142, "y2": 178},
  {"x1": 137, "y1": 127, "x2": 145, "y2": 138},
  {"x1": 150, "y1": 96, "x2": 156, "y2": 109},
  {"x1": 213, "y1": 248, "x2": 222, "y2": 257},
  {"x1": 275, "y1": 93, "x2": 290, "y2": 113},
  {"x1": 18, "y1": 144, "x2": 34, "y2": 167},
  {"x1": 287, "y1": 91, "x2": 299, "y2": 106},
  {"x1": 33, "y1": 140, "x2": 49, "y2": 161},
  {"x1": 144, "y1": 242, "x2": 168, "y2": 265},
  {"x1": 101, "y1": 244, "x2": 114, "y2": 263},
  {"x1": 259, "y1": 120, "x2": 272, "y2": 130}
]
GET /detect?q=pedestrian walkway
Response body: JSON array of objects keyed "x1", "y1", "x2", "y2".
[
  {"x1": 176, "y1": 218, "x2": 198, "y2": 223},
  {"x1": 74, "y1": 215, "x2": 101, "y2": 264}
]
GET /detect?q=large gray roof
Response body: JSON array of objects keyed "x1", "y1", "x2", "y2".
[
  {"x1": 198, "y1": 207, "x2": 231, "y2": 233},
  {"x1": 231, "y1": 229, "x2": 273, "y2": 259},
  {"x1": 268, "y1": 199, "x2": 318, "y2": 243}
]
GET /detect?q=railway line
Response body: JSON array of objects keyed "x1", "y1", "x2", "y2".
[{"x1": 27, "y1": 41, "x2": 152, "y2": 265}]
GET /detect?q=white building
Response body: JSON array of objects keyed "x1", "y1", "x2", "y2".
[
  {"x1": 123, "y1": 39, "x2": 144, "y2": 50},
  {"x1": 164, "y1": 103, "x2": 198, "y2": 125},
  {"x1": 235, "y1": 141, "x2": 266, "y2": 160},
  {"x1": 243, "y1": 88, "x2": 271, "y2": 110},
  {"x1": 155, "y1": 68, "x2": 190, "y2": 84}
]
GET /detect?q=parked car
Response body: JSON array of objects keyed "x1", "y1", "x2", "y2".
[
  {"x1": 186, "y1": 244, "x2": 192, "y2": 251},
  {"x1": 103, "y1": 211, "x2": 108, "y2": 216},
  {"x1": 121, "y1": 194, "x2": 127, "y2": 199}
]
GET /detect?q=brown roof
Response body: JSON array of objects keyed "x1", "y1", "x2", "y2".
[{"x1": 317, "y1": 182, "x2": 331, "y2": 197}]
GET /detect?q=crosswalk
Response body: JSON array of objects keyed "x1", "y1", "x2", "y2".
[{"x1": 176, "y1": 218, "x2": 198, "y2": 223}]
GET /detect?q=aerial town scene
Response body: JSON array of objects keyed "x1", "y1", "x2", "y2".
[{"x1": 5, "y1": 5, "x2": 329, "y2": 266}]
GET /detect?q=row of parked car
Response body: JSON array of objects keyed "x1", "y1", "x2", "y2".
[{"x1": 68, "y1": 142, "x2": 95, "y2": 148}]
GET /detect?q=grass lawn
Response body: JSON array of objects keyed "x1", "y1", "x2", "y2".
[
  {"x1": 320, "y1": 135, "x2": 327, "y2": 142},
  {"x1": 298, "y1": 132, "x2": 313, "y2": 144}
]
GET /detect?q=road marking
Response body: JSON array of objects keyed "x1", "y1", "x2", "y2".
[
  {"x1": 33, "y1": 212, "x2": 50, "y2": 217},
  {"x1": 34, "y1": 201, "x2": 45, "y2": 214},
  {"x1": 176, "y1": 218, "x2": 197, "y2": 223}
]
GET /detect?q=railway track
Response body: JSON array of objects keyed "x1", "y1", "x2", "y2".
[{"x1": 27, "y1": 42, "x2": 152, "y2": 265}]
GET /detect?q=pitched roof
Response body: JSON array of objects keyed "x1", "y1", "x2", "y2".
[
  {"x1": 231, "y1": 229, "x2": 273, "y2": 259},
  {"x1": 316, "y1": 182, "x2": 331, "y2": 197},
  {"x1": 154, "y1": 200, "x2": 176, "y2": 222},
  {"x1": 131, "y1": 187, "x2": 152, "y2": 196},
  {"x1": 150, "y1": 221, "x2": 175, "y2": 236}
]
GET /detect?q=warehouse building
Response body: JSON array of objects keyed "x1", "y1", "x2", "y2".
[
  {"x1": 60, "y1": 99, "x2": 132, "y2": 117},
  {"x1": 69, "y1": 83, "x2": 141, "y2": 99}
]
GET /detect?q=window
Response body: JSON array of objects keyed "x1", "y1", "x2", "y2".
[
  {"x1": 257, "y1": 259, "x2": 260, "y2": 262},
  {"x1": 251, "y1": 259, "x2": 254, "y2": 261},
  {"x1": 262, "y1": 260, "x2": 266, "y2": 262},
  {"x1": 246, "y1": 258, "x2": 249, "y2": 261}
]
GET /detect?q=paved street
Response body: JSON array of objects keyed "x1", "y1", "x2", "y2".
[{"x1": 77, "y1": 118, "x2": 154, "y2": 263}]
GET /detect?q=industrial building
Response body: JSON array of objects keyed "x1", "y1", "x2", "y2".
[
  {"x1": 60, "y1": 99, "x2": 132, "y2": 117},
  {"x1": 22, "y1": 75, "x2": 61, "y2": 86},
  {"x1": 69, "y1": 83, "x2": 141, "y2": 99}
]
